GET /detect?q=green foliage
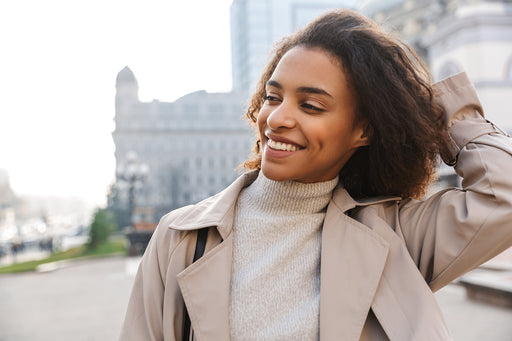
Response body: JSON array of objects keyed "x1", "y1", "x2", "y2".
[
  {"x1": 85, "y1": 237, "x2": 126, "y2": 256},
  {"x1": 88, "y1": 208, "x2": 117, "y2": 249}
]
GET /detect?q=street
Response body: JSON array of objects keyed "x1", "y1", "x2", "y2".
[
  {"x1": 0, "y1": 257, "x2": 134, "y2": 341},
  {"x1": 0, "y1": 256, "x2": 511, "y2": 340}
]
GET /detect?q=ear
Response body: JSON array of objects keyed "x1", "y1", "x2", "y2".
[{"x1": 353, "y1": 120, "x2": 372, "y2": 148}]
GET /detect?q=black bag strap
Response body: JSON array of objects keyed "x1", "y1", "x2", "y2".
[{"x1": 183, "y1": 228, "x2": 208, "y2": 341}]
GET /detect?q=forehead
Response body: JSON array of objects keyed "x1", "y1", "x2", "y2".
[
  {"x1": 267, "y1": 46, "x2": 354, "y2": 101},
  {"x1": 271, "y1": 46, "x2": 346, "y2": 82}
]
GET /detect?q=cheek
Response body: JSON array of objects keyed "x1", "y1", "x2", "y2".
[
  {"x1": 314, "y1": 122, "x2": 343, "y2": 143},
  {"x1": 318, "y1": 126, "x2": 351, "y2": 151},
  {"x1": 256, "y1": 110, "x2": 268, "y2": 133}
]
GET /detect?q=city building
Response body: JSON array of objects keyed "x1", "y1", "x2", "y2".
[
  {"x1": 423, "y1": 1, "x2": 512, "y2": 130},
  {"x1": 113, "y1": 0, "x2": 512, "y2": 225},
  {"x1": 363, "y1": 0, "x2": 512, "y2": 131},
  {"x1": 112, "y1": 67, "x2": 252, "y2": 223},
  {"x1": 230, "y1": 0, "x2": 360, "y2": 94}
]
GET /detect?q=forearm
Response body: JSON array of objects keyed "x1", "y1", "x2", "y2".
[{"x1": 399, "y1": 72, "x2": 512, "y2": 291}]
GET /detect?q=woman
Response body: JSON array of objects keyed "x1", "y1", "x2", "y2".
[{"x1": 120, "y1": 9, "x2": 512, "y2": 341}]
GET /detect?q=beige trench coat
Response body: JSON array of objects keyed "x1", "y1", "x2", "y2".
[{"x1": 119, "y1": 73, "x2": 512, "y2": 341}]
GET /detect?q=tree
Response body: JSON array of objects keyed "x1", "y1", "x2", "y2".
[{"x1": 88, "y1": 208, "x2": 116, "y2": 249}]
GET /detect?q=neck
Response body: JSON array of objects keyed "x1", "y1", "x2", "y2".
[{"x1": 239, "y1": 171, "x2": 339, "y2": 215}]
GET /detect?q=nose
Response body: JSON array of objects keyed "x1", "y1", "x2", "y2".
[{"x1": 266, "y1": 102, "x2": 296, "y2": 130}]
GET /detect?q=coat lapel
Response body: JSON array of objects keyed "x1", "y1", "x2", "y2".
[
  {"x1": 171, "y1": 172, "x2": 258, "y2": 341},
  {"x1": 177, "y1": 234, "x2": 234, "y2": 341},
  {"x1": 320, "y1": 192, "x2": 390, "y2": 341}
]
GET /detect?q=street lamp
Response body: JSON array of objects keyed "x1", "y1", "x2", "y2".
[{"x1": 115, "y1": 151, "x2": 149, "y2": 227}]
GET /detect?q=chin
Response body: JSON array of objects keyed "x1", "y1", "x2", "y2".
[{"x1": 260, "y1": 167, "x2": 294, "y2": 182}]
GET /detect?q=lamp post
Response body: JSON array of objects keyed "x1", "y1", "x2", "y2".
[
  {"x1": 116, "y1": 152, "x2": 151, "y2": 255},
  {"x1": 115, "y1": 151, "x2": 149, "y2": 228}
]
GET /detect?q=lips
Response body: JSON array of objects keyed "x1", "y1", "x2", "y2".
[
  {"x1": 264, "y1": 133, "x2": 304, "y2": 153},
  {"x1": 267, "y1": 138, "x2": 299, "y2": 152}
]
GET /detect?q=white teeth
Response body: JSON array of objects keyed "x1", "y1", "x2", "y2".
[{"x1": 267, "y1": 138, "x2": 299, "y2": 152}]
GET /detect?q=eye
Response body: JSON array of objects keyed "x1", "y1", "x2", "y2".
[
  {"x1": 301, "y1": 102, "x2": 324, "y2": 112},
  {"x1": 264, "y1": 95, "x2": 281, "y2": 102}
]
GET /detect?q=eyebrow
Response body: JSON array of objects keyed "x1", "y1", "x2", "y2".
[{"x1": 266, "y1": 79, "x2": 333, "y2": 98}]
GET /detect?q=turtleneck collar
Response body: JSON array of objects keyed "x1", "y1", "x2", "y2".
[{"x1": 238, "y1": 171, "x2": 338, "y2": 215}]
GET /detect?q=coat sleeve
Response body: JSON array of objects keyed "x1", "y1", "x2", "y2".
[
  {"x1": 397, "y1": 72, "x2": 512, "y2": 292},
  {"x1": 118, "y1": 212, "x2": 190, "y2": 341}
]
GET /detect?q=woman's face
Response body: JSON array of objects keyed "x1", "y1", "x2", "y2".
[{"x1": 257, "y1": 46, "x2": 369, "y2": 183}]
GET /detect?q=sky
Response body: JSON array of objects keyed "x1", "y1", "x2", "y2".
[{"x1": 0, "y1": 0, "x2": 234, "y2": 207}]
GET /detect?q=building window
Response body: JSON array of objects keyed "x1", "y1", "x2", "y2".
[
  {"x1": 184, "y1": 104, "x2": 199, "y2": 120},
  {"x1": 209, "y1": 104, "x2": 224, "y2": 116}
]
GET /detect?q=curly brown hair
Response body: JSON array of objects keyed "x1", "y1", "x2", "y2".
[{"x1": 242, "y1": 9, "x2": 449, "y2": 199}]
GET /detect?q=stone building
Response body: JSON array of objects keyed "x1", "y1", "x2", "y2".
[{"x1": 112, "y1": 67, "x2": 251, "y2": 222}]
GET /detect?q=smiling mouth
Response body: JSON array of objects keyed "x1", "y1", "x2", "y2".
[{"x1": 267, "y1": 138, "x2": 301, "y2": 152}]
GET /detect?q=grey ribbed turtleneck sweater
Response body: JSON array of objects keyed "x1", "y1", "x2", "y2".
[{"x1": 229, "y1": 172, "x2": 338, "y2": 341}]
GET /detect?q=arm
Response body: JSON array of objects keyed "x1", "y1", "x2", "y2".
[{"x1": 398, "y1": 72, "x2": 512, "y2": 292}]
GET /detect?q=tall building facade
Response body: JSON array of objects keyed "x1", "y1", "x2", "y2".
[
  {"x1": 230, "y1": 0, "x2": 359, "y2": 93},
  {"x1": 112, "y1": 67, "x2": 252, "y2": 222}
]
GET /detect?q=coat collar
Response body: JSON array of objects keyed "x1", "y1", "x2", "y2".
[
  {"x1": 330, "y1": 183, "x2": 402, "y2": 213},
  {"x1": 168, "y1": 170, "x2": 401, "y2": 238},
  {"x1": 174, "y1": 171, "x2": 402, "y2": 340},
  {"x1": 167, "y1": 171, "x2": 258, "y2": 240}
]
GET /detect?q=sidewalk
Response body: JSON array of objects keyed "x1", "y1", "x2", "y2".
[
  {"x1": 459, "y1": 247, "x2": 512, "y2": 308},
  {"x1": 1, "y1": 256, "x2": 511, "y2": 340}
]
